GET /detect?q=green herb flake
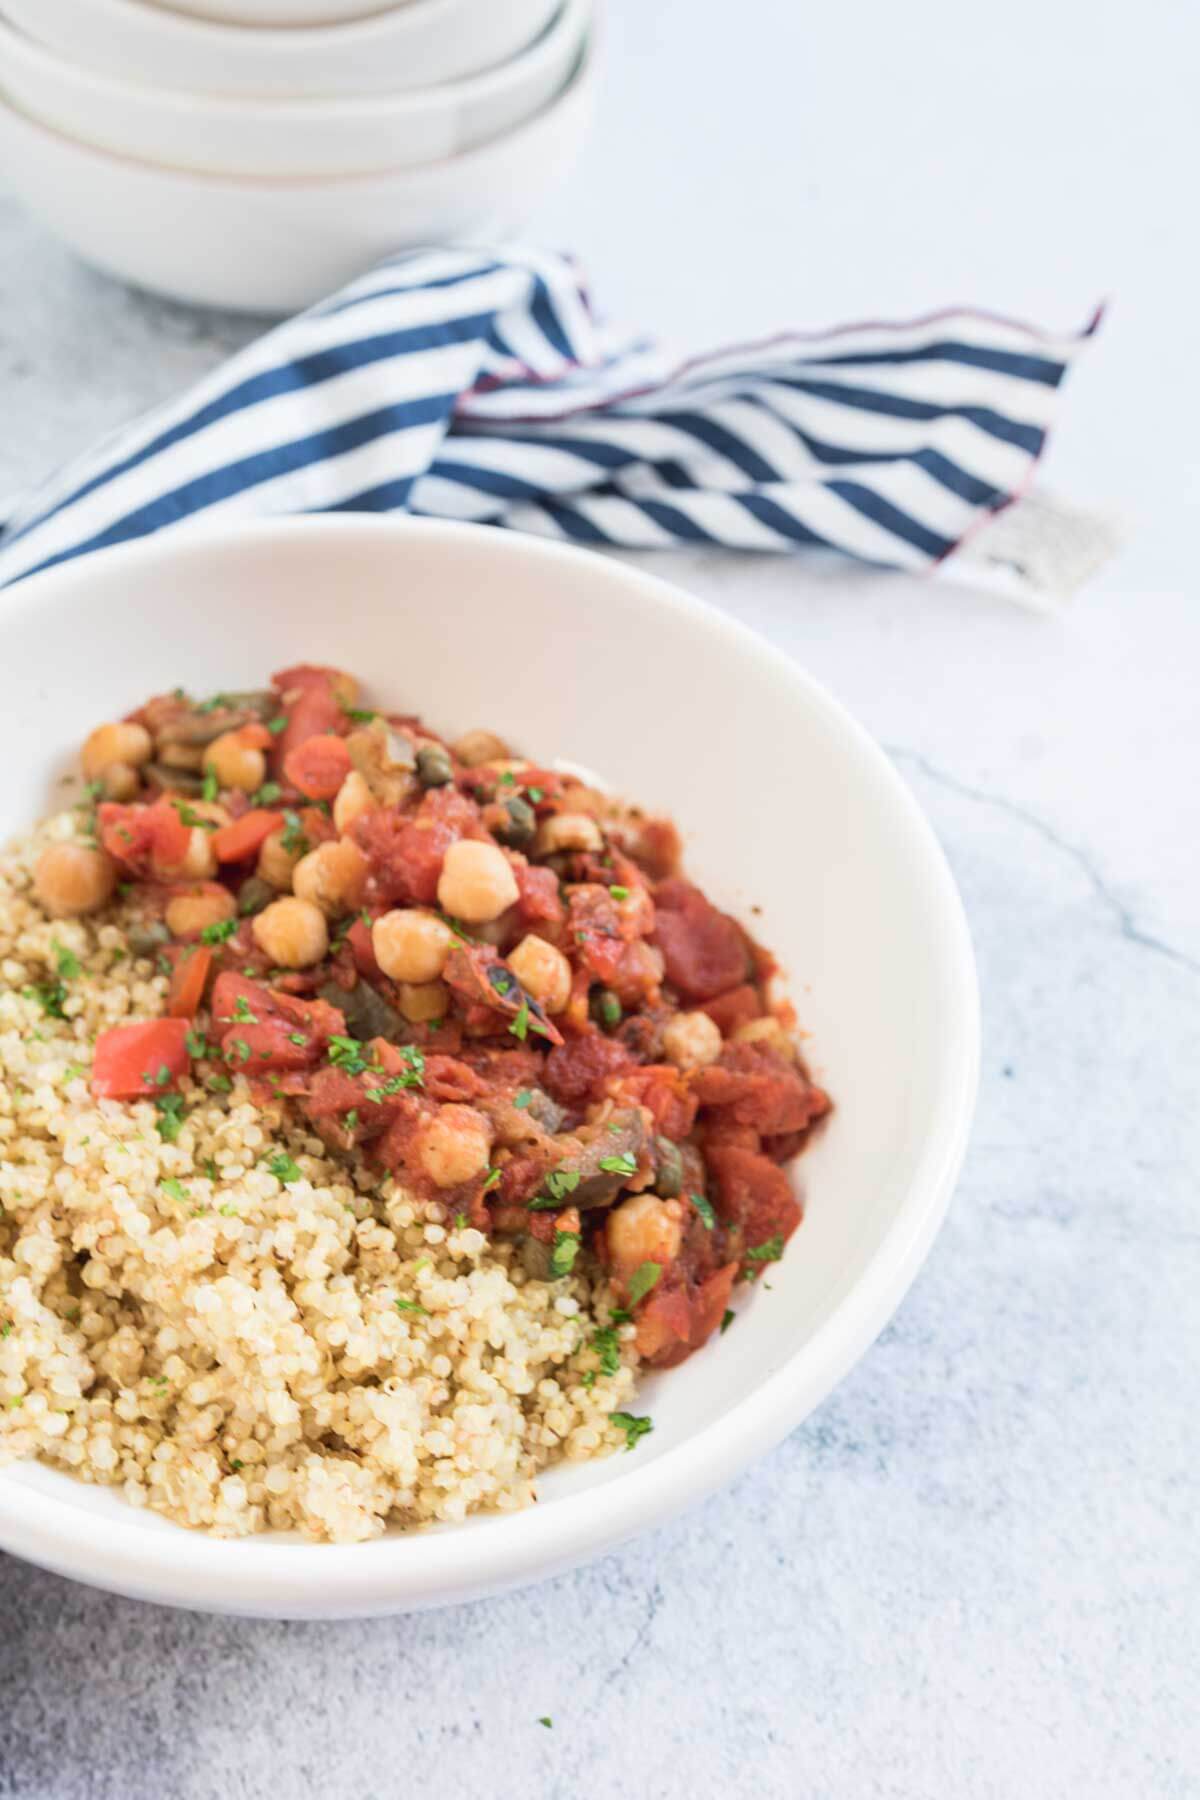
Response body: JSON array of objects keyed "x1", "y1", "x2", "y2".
[
  {"x1": 197, "y1": 693, "x2": 231, "y2": 714},
  {"x1": 344, "y1": 1108, "x2": 359, "y2": 1131},
  {"x1": 287, "y1": 1032, "x2": 309, "y2": 1047},
  {"x1": 720, "y1": 1309, "x2": 735, "y2": 1333},
  {"x1": 690, "y1": 1192, "x2": 716, "y2": 1231},
  {"x1": 267, "y1": 1152, "x2": 303, "y2": 1185},
  {"x1": 172, "y1": 801, "x2": 218, "y2": 831},
  {"x1": 185, "y1": 1030, "x2": 209, "y2": 1059},
  {"x1": 340, "y1": 701, "x2": 378, "y2": 725},
  {"x1": 526, "y1": 787, "x2": 544, "y2": 803},
  {"x1": 538, "y1": 1717, "x2": 552, "y2": 1730},
  {"x1": 625, "y1": 1261, "x2": 661, "y2": 1307},
  {"x1": 609, "y1": 1411, "x2": 653, "y2": 1451},
  {"x1": 23, "y1": 982, "x2": 67, "y2": 1020},
  {"x1": 200, "y1": 918, "x2": 238, "y2": 945},
  {"x1": 61, "y1": 1061, "x2": 87, "y2": 1084},
  {"x1": 590, "y1": 1325, "x2": 622, "y2": 1379},
  {"x1": 52, "y1": 941, "x2": 82, "y2": 980},
  {"x1": 267, "y1": 715, "x2": 288, "y2": 736},
  {"x1": 201, "y1": 766, "x2": 219, "y2": 804},
  {"x1": 508, "y1": 996, "x2": 531, "y2": 1042},
  {"x1": 529, "y1": 1167, "x2": 581, "y2": 1210},
  {"x1": 328, "y1": 1036, "x2": 370, "y2": 1076},
  {"x1": 481, "y1": 1167, "x2": 502, "y2": 1193},
  {"x1": 280, "y1": 811, "x2": 308, "y2": 856},
  {"x1": 598, "y1": 1151, "x2": 637, "y2": 1177},
  {"x1": 206, "y1": 1074, "x2": 233, "y2": 1093},
  {"x1": 746, "y1": 1234, "x2": 784, "y2": 1267},
  {"x1": 226, "y1": 1037, "x2": 252, "y2": 1066},
  {"x1": 608, "y1": 885, "x2": 630, "y2": 901},
  {"x1": 454, "y1": 1212, "x2": 467, "y2": 1230},
  {"x1": 550, "y1": 1230, "x2": 580, "y2": 1278},
  {"x1": 160, "y1": 1177, "x2": 189, "y2": 1204},
  {"x1": 513, "y1": 1089, "x2": 533, "y2": 1110},
  {"x1": 232, "y1": 995, "x2": 258, "y2": 1023},
  {"x1": 252, "y1": 781, "x2": 282, "y2": 807},
  {"x1": 154, "y1": 1094, "x2": 187, "y2": 1144},
  {"x1": 395, "y1": 1297, "x2": 428, "y2": 1317}
]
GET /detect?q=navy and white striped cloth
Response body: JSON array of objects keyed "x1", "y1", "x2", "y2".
[{"x1": 0, "y1": 245, "x2": 1099, "y2": 591}]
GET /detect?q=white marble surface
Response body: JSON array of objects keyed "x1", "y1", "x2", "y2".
[{"x1": 1, "y1": 1, "x2": 1197, "y2": 1794}]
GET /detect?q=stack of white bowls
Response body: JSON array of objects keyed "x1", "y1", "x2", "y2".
[{"x1": 0, "y1": 0, "x2": 599, "y2": 312}]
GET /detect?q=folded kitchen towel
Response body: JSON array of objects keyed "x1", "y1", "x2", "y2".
[{"x1": 0, "y1": 245, "x2": 1106, "y2": 602}]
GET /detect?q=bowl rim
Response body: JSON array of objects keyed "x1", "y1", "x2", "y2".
[
  {"x1": 0, "y1": 21, "x2": 597, "y2": 191},
  {"x1": 10, "y1": 0, "x2": 553, "y2": 52},
  {"x1": 0, "y1": 516, "x2": 980, "y2": 1616},
  {"x1": 0, "y1": 0, "x2": 588, "y2": 124}
]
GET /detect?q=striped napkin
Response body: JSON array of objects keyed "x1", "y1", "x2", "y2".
[{"x1": 0, "y1": 246, "x2": 1106, "y2": 602}]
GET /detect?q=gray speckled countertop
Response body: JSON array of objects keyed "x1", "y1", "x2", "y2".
[{"x1": 1, "y1": 2, "x2": 1197, "y2": 1793}]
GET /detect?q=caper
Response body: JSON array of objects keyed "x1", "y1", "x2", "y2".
[
  {"x1": 653, "y1": 1135, "x2": 684, "y2": 1198},
  {"x1": 589, "y1": 987, "x2": 622, "y2": 1032},
  {"x1": 237, "y1": 875, "x2": 276, "y2": 917},
  {"x1": 497, "y1": 795, "x2": 536, "y2": 847},
  {"x1": 416, "y1": 744, "x2": 454, "y2": 787}
]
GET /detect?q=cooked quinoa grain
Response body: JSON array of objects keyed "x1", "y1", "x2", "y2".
[{"x1": 0, "y1": 812, "x2": 639, "y2": 1542}]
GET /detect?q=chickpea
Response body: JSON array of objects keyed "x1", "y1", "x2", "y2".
[
  {"x1": 33, "y1": 843, "x2": 116, "y2": 918},
  {"x1": 452, "y1": 728, "x2": 510, "y2": 768},
  {"x1": 332, "y1": 770, "x2": 375, "y2": 835},
  {"x1": 292, "y1": 839, "x2": 368, "y2": 918},
  {"x1": 605, "y1": 1194, "x2": 684, "y2": 1281},
  {"x1": 165, "y1": 887, "x2": 236, "y2": 939},
  {"x1": 398, "y1": 979, "x2": 448, "y2": 1023},
  {"x1": 251, "y1": 896, "x2": 328, "y2": 969},
  {"x1": 662, "y1": 1009, "x2": 723, "y2": 1070},
  {"x1": 257, "y1": 828, "x2": 302, "y2": 890},
  {"x1": 733, "y1": 1016, "x2": 795, "y2": 1057},
  {"x1": 418, "y1": 1104, "x2": 492, "y2": 1187},
  {"x1": 206, "y1": 729, "x2": 266, "y2": 794},
  {"x1": 534, "y1": 812, "x2": 604, "y2": 857},
  {"x1": 179, "y1": 827, "x2": 218, "y2": 881},
  {"x1": 508, "y1": 934, "x2": 571, "y2": 1014},
  {"x1": 372, "y1": 909, "x2": 452, "y2": 984},
  {"x1": 82, "y1": 721, "x2": 152, "y2": 784},
  {"x1": 436, "y1": 839, "x2": 519, "y2": 923}
]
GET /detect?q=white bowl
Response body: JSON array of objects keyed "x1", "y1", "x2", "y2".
[
  {"x1": 0, "y1": 517, "x2": 979, "y2": 1617},
  {"x1": 0, "y1": 0, "x2": 588, "y2": 177},
  {"x1": 0, "y1": 36, "x2": 598, "y2": 314},
  {"x1": 152, "y1": 0, "x2": 406, "y2": 23},
  {"x1": 0, "y1": 0, "x2": 559, "y2": 98}
]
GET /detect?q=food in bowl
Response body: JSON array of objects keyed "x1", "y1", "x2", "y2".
[{"x1": 0, "y1": 664, "x2": 830, "y2": 1542}]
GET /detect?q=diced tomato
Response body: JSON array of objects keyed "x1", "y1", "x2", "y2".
[
  {"x1": 348, "y1": 916, "x2": 381, "y2": 981},
  {"x1": 98, "y1": 798, "x2": 191, "y2": 879},
  {"x1": 634, "y1": 1285, "x2": 692, "y2": 1361},
  {"x1": 92, "y1": 1018, "x2": 191, "y2": 1099},
  {"x1": 513, "y1": 862, "x2": 564, "y2": 928},
  {"x1": 612, "y1": 1065, "x2": 698, "y2": 1141},
  {"x1": 271, "y1": 666, "x2": 348, "y2": 766},
  {"x1": 705, "y1": 1145, "x2": 802, "y2": 1248},
  {"x1": 355, "y1": 813, "x2": 456, "y2": 906},
  {"x1": 567, "y1": 885, "x2": 627, "y2": 983},
  {"x1": 283, "y1": 734, "x2": 353, "y2": 802},
  {"x1": 700, "y1": 984, "x2": 763, "y2": 1035},
  {"x1": 211, "y1": 809, "x2": 284, "y2": 864},
  {"x1": 542, "y1": 1031, "x2": 635, "y2": 1107},
  {"x1": 211, "y1": 973, "x2": 344, "y2": 1073},
  {"x1": 651, "y1": 879, "x2": 751, "y2": 1002},
  {"x1": 692, "y1": 1043, "x2": 830, "y2": 1135},
  {"x1": 422, "y1": 1054, "x2": 485, "y2": 1103},
  {"x1": 165, "y1": 944, "x2": 212, "y2": 1019},
  {"x1": 688, "y1": 1262, "x2": 739, "y2": 1349}
]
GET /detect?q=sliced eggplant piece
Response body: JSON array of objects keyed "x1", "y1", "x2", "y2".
[
  {"x1": 142, "y1": 761, "x2": 205, "y2": 796},
  {"x1": 545, "y1": 1107, "x2": 647, "y2": 1211},
  {"x1": 317, "y1": 978, "x2": 406, "y2": 1044}
]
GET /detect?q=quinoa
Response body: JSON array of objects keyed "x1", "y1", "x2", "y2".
[{"x1": 0, "y1": 810, "x2": 639, "y2": 1543}]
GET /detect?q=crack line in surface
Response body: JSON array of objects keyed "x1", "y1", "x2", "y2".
[{"x1": 887, "y1": 747, "x2": 1200, "y2": 978}]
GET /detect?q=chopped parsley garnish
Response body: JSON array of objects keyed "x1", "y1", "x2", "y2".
[
  {"x1": 395, "y1": 1297, "x2": 428, "y2": 1317},
  {"x1": 287, "y1": 1032, "x2": 309, "y2": 1047},
  {"x1": 226, "y1": 1037, "x2": 251, "y2": 1065},
  {"x1": 203, "y1": 1159, "x2": 220, "y2": 1181},
  {"x1": 61, "y1": 1061, "x2": 87, "y2": 1084},
  {"x1": 154, "y1": 1094, "x2": 187, "y2": 1144},
  {"x1": 598, "y1": 1152, "x2": 637, "y2": 1177},
  {"x1": 280, "y1": 811, "x2": 308, "y2": 856},
  {"x1": 508, "y1": 996, "x2": 531, "y2": 1042},
  {"x1": 454, "y1": 1212, "x2": 467, "y2": 1229},
  {"x1": 590, "y1": 1324, "x2": 622, "y2": 1379},
  {"x1": 202, "y1": 766, "x2": 219, "y2": 803},
  {"x1": 609, "y1": 1411, "x2": 653, "y2": 1451},
  {"x1": 52, "y1": 941, "x2": 81, "y2": 980},
  {"x1": 538, "y1": 1718, "x2": 552, "y2": 1730},
  {"x1": 206, "y1": 1073, "x2": 233, "y2": 1093},
  {"x1": 513, "y1": 1089, "x2": 533, "y2": 1110},
  {"x1": 172, "y1": 801, "x2": 217, "y2": 830},
  {"x1": 232, "y1": 995, "x2": 257, "y2": 1023},
  {"x1": 80, "y1": 779, "x2": 104, "y2": 804},
  {"x1": 550, "y1": 1230, "x2": 580, "y2": 1278},
  {"x1": 690, "y1": 1192, "x2": 716, "y2": 1231},
  {"x1": 160, "y1": 1178, "x2": 189, "y2": 1203},
  {"x1": 498, "y1": 770, "x2": 516, "y2": 786},
  {"x1": 24, "y1": 981, "x2": 67, "y2": 1019},
  {"x1": 252, "y1": 781, "x2": 282, "y2": 807},
  {"x1": 481, "y1": 1167, "x2": 502, "y2": 1193},
  {"x1": 328, "y1": 1035, "x2": 370, "y2": 1075},
  {"x1": 200, "y1": 918, "x2": 238, "y2": 945},
  {"x1": 340, "y1": 702, "x2": 378, "y2": 725},
  {"x1": 529, "y1": 1167, "x2": 580, "y2": 1210},
  {"x1": 267, "y1": 715, "x2": 288, "y2": 736},
  {"x1": 197, "y1": 693, "x2": 230, "y2": 714},
  {"x1": 267, "y1": 1152, "x2": 303, "y2": 1184},
  {"x1": 608, "y1": 885, "x2": 630, "y2": 901},
  {"x1": 625, "y1": 1261, "x2": 661, "y2": 1306},
  {"x1": 746, "y1": 1234, "x2": 784, "y2": 1266},
  {"x1": 526, "y1": 787, "x2": 544, "y2": 803},
  {"x1": 720, "y1": 1308, "x2": 735, "y2": 1334},
  {"x1": 344, "y1": 1108, "x2": 359, "y2": 1130}
]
